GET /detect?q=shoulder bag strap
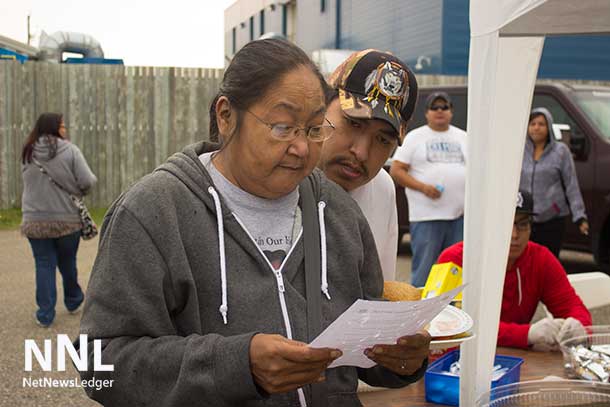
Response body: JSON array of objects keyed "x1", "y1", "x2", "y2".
[
  {"x1": 32, "y1": 158, "x2": 79, "y2": 203},
  {"x1": 299, "y1": 177, "x2": 328, "y2": 407}
]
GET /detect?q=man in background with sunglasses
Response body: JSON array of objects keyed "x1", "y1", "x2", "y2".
[
  {"x1": 390, "y1": 92, "x2": 467, "y2": 287},
  {"x1": 437, "y1": 190, "x2": 591, "y2": 350}
]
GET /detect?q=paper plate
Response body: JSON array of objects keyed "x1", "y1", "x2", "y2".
[
  {"x1": 427, "y1": 305, "x2": 473, "y2": 338},
  {"x1": 430, "y1": 333, "x2": 476, "y2": 350}
]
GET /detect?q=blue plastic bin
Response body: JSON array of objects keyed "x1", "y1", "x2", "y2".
[{"x1": 425, "y1": 349, "x2": 524, "y2": 406}]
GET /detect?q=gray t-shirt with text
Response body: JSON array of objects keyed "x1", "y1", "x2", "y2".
[{"x1": 199, "y1": 152, "x2": 301, "y2": 269}]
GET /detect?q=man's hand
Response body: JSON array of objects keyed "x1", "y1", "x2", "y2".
[
  {"x1": 249, "y1": 334, "x2": 341, "y2": 394},
  {"x1": 579, "y1": 221, "x2": 590, "y2": 236},
  {"x1": 364, "y1": 330, "x2": 431, "y2": 375},
  {"x1": 390, "y1": 160, "x2": 442, "y2": 200},
  {"x1": 528, "y1": 317, "x2": 564, "y2": 352},
  {"x1": 421, "y1": 184, "x2": 442, "y2": 199}
]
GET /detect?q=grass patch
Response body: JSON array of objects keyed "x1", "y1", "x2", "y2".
[
  {"x1": 89, "y1": 208, "x2": 108, "y2": 227},
  {"x1": 0, "y1": 208, "x2": 23, "y2": 230},
  {"x1": 0, "y1": 208, "x2": 108, "y2": 231}
]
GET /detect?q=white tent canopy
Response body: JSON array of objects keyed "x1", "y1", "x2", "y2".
[{"x1": 462, "y1": 1, "x2": 610, "y2": 405}]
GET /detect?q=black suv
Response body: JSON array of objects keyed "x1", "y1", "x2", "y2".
[{"x1": 389, "y1": 83, "x2": 610, "y2": 273}]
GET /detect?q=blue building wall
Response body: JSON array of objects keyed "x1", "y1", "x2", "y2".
[
  {"x1": 0, "y1": 48, "x2": 28, "y2": 63},
  {"x1": 441, "y1": 0, "x2": 610, "y2": 80},
  {"x1": 539, "y1": 36, "x2": 610, "y2": 80},
  {"x1": 226, "y1": 0, "x2": 610, "y2": 80},
  {"x1": 441, "y1": 0, "x2": 469, "y2": 75},
  {"x1": 296, "y1": 0, "x2": 443, "y2": 73},
  {"x1": 343, "y1": 0, "x2": 443, "y2": 73}
]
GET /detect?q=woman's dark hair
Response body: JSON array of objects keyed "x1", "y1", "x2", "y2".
[
  {"x1": 21, "y1": 113, "x2": 64, "y2": 164},
  {"x1": 528, "y1": 111, "x2": 550, "y2": 141},
  {"x1": 528, "y1": 111, "x2": 547, "y2": 125},
  {"x1": 209, "y1": 39, "x2": 328, "y2": 143}
]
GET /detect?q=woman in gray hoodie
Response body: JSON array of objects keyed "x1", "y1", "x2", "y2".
[
  {"x1": 21, "y1": 112, "x2": 97, "y2": 327},
  {"x1": 78, "y1": 39, "x2": 429, "y2": 407},
  {"x1": 519, "y1": 107, "x2": 589, "y2": 258}
]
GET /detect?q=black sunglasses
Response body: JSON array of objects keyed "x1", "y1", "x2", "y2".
[{"x1": 429, "y1": 105, "x2": 450, "y2": 111}]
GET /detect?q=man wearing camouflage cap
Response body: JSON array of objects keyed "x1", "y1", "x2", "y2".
[{"x1": 318, "y1": 49, "x2": 418, "y2": 282}]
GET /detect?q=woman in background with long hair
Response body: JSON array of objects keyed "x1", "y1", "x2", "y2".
[{"x1": 21, "y1": 112, "x2": 97, "y2": 327}]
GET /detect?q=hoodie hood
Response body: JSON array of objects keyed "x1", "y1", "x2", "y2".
[
  {"x1": 33, "y1": 136, "x2": 71, "y2": 161},
  {"x1": 155, "y1": 141, "x2": 222, "y2": 210}
]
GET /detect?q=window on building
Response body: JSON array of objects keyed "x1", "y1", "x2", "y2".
[
  {"x1": 232, "y1": 27, "x2": 236, "y2": 54},
  {"x1": 249, "y1": 16, "x2": 254, "y2": 41},
  {"x1": 321, "y1": 0, "x2": 326, "y2": 13},
  {"x1": 282, "y1": 4, "x2": 287, "y2": 36},
  {"x1": 260, "y1": 10, "x2": 265, "y2": 35}
]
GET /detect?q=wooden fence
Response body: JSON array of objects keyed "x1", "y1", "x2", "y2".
[
  {"x1": 2, "y1": 62, "x2": 608, "y2": 210},
  {"x1": 0, "y1": 61, "x2": 223, "y2": 209}
]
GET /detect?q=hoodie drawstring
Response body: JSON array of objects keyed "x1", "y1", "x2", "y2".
[
  {"x1": 318, "y1": 201, "x2": 331, "y2": 300},
  {"x1": 207, "y1": 187, "x2": 330, "y2": 325},
  {"x1": 208, "y1": 186, "x2": 228, "y2": 324},
  {"x1": 516, "y1": 267, "x2": 523, "y2": 306}
]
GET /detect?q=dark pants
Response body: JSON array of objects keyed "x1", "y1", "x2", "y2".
[
  {"x1": 531, "y1": 216, "x2": 567, "y2": 259},
  {"x1": 28, "y1": 231, "x2": 84, "y2": 326}
]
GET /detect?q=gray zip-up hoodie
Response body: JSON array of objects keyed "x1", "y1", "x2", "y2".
[
  {"x1": 79, "y1": 141, "x2": 424, "y2": 407},
  {"x1": 21, "y1": 137, "x2": 97, "y2": 223},
  {"x1": 519, "y1": 107, "x2": 587, "y2": 223}
]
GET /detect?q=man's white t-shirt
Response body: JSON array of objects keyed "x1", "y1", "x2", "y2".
[
  {"x1": 393, "y1": 125, "x2": 467, "y2": 222},
  {"x1": 349, "y1": 170, "x2": 397, "y2": 281}
]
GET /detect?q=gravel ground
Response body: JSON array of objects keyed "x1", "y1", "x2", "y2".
[{"x1": 0, "y1": 230, "x2": 599, "y2": 406}]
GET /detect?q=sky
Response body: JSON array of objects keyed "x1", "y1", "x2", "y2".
[{"x1": 0, "y1": 0, "x2": 236, "y2": 68}]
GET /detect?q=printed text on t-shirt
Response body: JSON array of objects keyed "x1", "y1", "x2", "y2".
[{"x1": 426, "y1": 140, "x2": 465, "y2": 163}]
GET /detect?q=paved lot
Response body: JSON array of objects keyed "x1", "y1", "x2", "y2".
[
  {"x1": 0, "y1": 230, "x2": 597, "y2": 406},
  {"x1": 0, "y1": 230, "x2": 100, "y2": 406}
]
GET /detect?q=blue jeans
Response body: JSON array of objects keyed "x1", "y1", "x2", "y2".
[
  {"x1": 28, "y1": 231, "x2": 84, "y2": 325},
  {"x1": 410, "y1": 217, "x2": 464, "y2": 287}
]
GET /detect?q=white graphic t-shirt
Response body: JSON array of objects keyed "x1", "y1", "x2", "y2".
[
  {"x1": 392, "y1": 125, "x2": 467, "y2": 222},
  {"x1": 199, "y1": 152, "x2": 301, "y2": 270}
]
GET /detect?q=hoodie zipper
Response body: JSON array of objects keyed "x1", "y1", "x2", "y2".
[
  {"x1": 529, "y1": 135, "x2": 553, "y2": 201},
  {"x1": 233, "y1": 214, "x2": 302, "y2": 329},
  {"x1": 232, "y1": 215, "x2": 308, "y2": 406},
  {"x1": 530, "y1": 160, "x2": 537, "y2": 210}
]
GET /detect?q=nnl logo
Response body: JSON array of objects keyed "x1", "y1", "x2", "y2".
[{"x1": 25, "y1": 334, "x2": 114, "y2": 372}]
